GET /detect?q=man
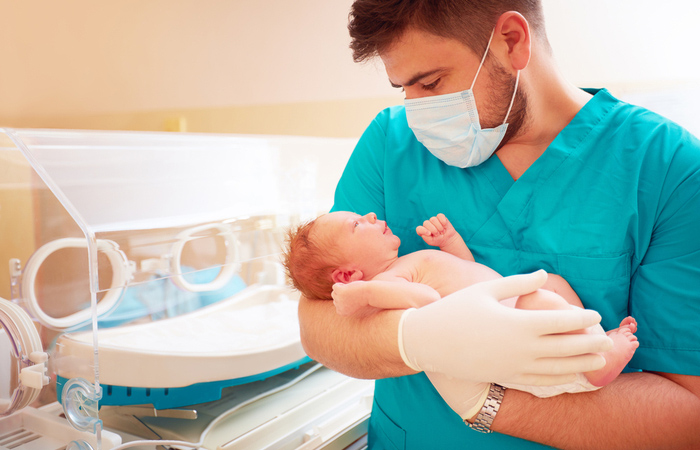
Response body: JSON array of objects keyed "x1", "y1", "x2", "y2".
[{"x1": 298, "y1": 1, "x2": 700, "y2": 448}]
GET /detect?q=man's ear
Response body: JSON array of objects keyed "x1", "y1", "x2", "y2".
[
  {"x1": 495, "y1": 11, "x2": 531, "y2": 71},
  {"x1": 331, "y1": 268, "x2": 364, "y2": 284}
]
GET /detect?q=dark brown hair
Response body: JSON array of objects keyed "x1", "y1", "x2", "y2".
[{"x1": 348, "y1": 0, "x2": 547, "y2": 63}]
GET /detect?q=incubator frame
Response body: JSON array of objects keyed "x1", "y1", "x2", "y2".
[
  {"x1": 11, "y1": 238, "x2": 132, "y2": 331},
  {"x1": 0, "y1": 127, "x2": 357, "y2": 449},
  {"x1": 9, "y1": 221, "x2": 243, "y2": 331}
]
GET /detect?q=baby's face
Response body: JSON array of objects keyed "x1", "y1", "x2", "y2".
[{"x1": 316, "y1": 211, "x2": 401, "y2": 271}]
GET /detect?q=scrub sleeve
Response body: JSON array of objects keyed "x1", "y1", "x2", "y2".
[{"x1": 331, "y1": 89, "x2": 700, "y2": 449}]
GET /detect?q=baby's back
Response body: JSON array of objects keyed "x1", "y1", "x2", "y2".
[{"x1": 388, "y1": 250, "x2": 502, "y2": 297}]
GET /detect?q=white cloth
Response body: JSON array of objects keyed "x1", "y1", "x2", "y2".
[{"x1": 504, "y1": 371, "x2": 601, "y2": 398}]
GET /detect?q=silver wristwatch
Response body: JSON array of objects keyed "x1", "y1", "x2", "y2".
[{"x1": 466, "y1": 383, "x2": 506, "y2": 433}]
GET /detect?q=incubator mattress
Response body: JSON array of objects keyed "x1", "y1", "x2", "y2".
[{"x1": 55, "y1": 285, "x2": 307, "y2": 388}]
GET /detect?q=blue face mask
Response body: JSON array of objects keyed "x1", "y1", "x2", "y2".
[{"x1": 404, "y1": 29, "x2": 520, "y2": 168}]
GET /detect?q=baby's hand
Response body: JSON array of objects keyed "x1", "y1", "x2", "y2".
[
  {"x1": 331, "y1": 281, "x2": 369, "y2": 316},
  {"x1": 416, "y1": 214, "x2": 458, "y2": 248}
]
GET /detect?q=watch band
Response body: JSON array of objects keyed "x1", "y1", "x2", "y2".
[{"x1": 466, "y1": 383, "x2": 506, "y2": 433}]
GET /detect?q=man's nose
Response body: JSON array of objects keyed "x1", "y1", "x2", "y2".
[{"x1": 365, "y1": 212, "x2": 377, "y2": 223}]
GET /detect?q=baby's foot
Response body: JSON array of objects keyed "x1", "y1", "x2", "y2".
[
  {"x1": 618, "y1": 316, "x2": 637, "y2": 332},
  {"x1": 585, "y1": 317, "x2": 639, "y2": 387}
]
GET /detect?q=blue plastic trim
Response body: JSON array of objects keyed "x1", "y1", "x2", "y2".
[{"x1": 57, "y1": 356, "x2": 313, "y2": 409}]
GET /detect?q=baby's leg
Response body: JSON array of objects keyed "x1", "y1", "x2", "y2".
[
  {"x1": 514, "y1": 288, "x2": 572, "y2": 311},
  {"x1": 541, "y1": 274, "x2": 583, "y2": 308},
  {"x1": 515, "y1": 290, "x2": 639, "y2": 387}
]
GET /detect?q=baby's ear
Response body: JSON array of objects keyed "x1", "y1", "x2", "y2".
[
  {"x1": 331, "y1": 268, "x2": 364, "y2": 284},
  {"x1": 349, "y1": 270, "x2": 364, "y2": 282}
]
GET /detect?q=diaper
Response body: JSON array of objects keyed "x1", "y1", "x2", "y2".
[{"x1": 504, "y1": 372, "x2": 601, "y2": 398}]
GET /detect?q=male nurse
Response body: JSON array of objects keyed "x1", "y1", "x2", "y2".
[{"x1": 298, "y1": 1, "x2": 700, "y2": 448}]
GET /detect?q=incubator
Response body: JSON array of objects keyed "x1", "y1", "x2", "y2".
[{"x1": 0, "y1": 129, "x2": 372, "y2": 449}]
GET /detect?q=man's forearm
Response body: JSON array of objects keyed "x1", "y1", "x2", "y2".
[
  {"x1": 298, "y1": 295, "x2": 414, "y2": 379},
  {"x1": 493, "y1": 371, "x2": 700, "y2": 449}
]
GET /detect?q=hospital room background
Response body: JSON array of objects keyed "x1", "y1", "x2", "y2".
[{"x1": 0, "y1": 1, "x2": 699, "y2": 449}]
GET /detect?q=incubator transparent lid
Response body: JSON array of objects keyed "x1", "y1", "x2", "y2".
[{"x1": 0, "y1": 128, "x2": 355, "y2": 444}]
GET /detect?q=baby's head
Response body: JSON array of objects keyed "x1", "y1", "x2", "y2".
[
  {"x1": 283, "y1": 211, "x2": 400, "y2": 299},
  {"x1": 283, "y1": 217, "x2": 339, "y2": 300}
]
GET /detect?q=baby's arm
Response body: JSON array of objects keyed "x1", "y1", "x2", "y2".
[
  {"x1": 331, "y1": 278, "x2": 440, "y2": 316},
  {"x1": 416, "y1": 214, "x2": 474, "y2": 261}
]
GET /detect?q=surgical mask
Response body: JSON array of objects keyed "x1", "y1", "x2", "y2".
[{"x1": 404, "y1": 29, "x2": 520, "y2": 168}]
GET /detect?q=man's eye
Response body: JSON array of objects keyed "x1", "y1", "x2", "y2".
[
  {"x1": 422, "y1": 79, "x2": 440, "y2": 91},
  {"x1": 354, "y1": 222, "x2": 359, "y2": 228}
]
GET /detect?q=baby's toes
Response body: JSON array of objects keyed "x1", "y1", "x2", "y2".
[{"x1": 619, "y1": 316, "x2": 637, "y2": 332}]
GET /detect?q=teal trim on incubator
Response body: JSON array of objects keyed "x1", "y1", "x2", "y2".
[{"x1": 56, "y1": 356, "x2": 313, "y2": 410}]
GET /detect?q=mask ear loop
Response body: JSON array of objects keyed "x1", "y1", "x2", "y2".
[
  {"x1": 469, "y1": 28, "x2": 496, "y2": 91},
  {"x1": 469, "y1": 27, "x2": 521, "y2": 126},
  {"x1": 502, "y1": 69, "x2": 521, "y2": 125}
]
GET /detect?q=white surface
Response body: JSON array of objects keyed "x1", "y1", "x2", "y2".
[
  {"x1": 0, "y1": 329, "x2": 10, "y2": 399},
  {"x1": 544, "y1": 0, "x2": 700, "y2": 88},
  {"x1": 106, "y1": 365, "x2": 374, "y2": 450},
  {"x1": 55, "y1": 285, "x2": 307, "y2": 387},
  {"x1": 0, "y1": 405, "x2": 121, "y2": 450},
  {"x1": 8, "y1": 129, "x2": 355, "y2": 231},
  {"x1": 0, "y1": 298, "x2": 45, "y2": 416}
]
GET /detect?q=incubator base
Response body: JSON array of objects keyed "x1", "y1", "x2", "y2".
[
  {"x1": 56, "y1": 356, "x2": 312, "y2": 410},
  {"x1": 100, "y1": 364, "x2": 374, "y2": 450},
  {"x1": 55, "y1": 284, "x2": 307, "y2": 401},
  {"x1": 0, "y1": 404, "x2": 121, "y2": 450}
]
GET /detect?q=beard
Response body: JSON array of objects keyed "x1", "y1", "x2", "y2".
[{"x1": 480, "y1": 60, "x2": 529, "y2": 150}]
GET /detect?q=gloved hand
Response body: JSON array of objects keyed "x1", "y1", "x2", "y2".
[{"x1": 399, "y1": 270, "x2": 613, "y2": 386}]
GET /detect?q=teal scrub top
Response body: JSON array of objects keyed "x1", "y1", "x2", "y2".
[{"x1": 331, "y1": 89, "x2": 700, "y2": 449}]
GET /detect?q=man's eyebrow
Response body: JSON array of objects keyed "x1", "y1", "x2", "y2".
[{"x1": 389, "y1": 68, "x2": 445, "y2": 88}]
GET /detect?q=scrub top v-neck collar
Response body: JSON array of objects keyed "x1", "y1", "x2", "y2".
[{"x1": 470, "y1": 89, "x2": 620, "y2": 244}]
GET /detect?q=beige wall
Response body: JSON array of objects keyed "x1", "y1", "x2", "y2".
[
  {"x1": 3, "y1": 97, "x2": 401, "y2": 138},
  {"x1": 1, "y1": 0, "x2": 698, "y2": 135},
  {"x1": 0, "y1": 0, "x2": 402, "y2": 135}
]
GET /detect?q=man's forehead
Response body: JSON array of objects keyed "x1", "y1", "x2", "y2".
[{"x1": 380, "y1": 29, "x2": 476, "y2": 83}]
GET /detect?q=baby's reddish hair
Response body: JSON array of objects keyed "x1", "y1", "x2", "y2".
[{"x1": 282, "y1": 218, "x2": 338, "y2": 300}]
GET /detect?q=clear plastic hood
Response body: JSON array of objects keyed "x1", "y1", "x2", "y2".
[{"x1": 0, "y1": 128, "x2": 356, "y2": 448}]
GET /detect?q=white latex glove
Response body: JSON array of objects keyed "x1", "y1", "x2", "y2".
[
  {"x1": 425, "y1": 371, "x2": 490, "y2": 421},
  {"x1": 399, "y1": 270, "x2": 613, "y2": 386}
]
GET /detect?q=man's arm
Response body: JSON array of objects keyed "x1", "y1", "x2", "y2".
[
  {"x1": 300, "y1": 272, "x2": 613, "y2": 383},
  {"x1": 298, "y1": 294, "x2": 413, "y2": 379},
  {"x1": 493, "y1": 372, "x2": 700, "y2": 449}
]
